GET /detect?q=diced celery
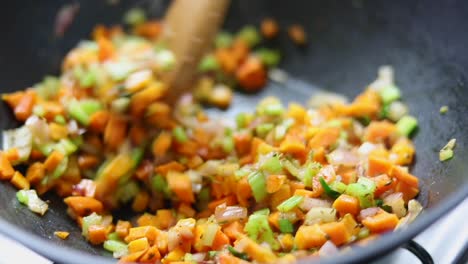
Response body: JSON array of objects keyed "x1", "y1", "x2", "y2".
[
  {"x1": 117, "y1": 181, "x2": 139, "y2": 203},
  {"x1": 123, "y1": 8, "x2": 146, "y2": 26},
  {"x1": 16, "y1": 190, "x2": 29, "y2": 204},
  {"x1": 111, "y1": 97, "x2": 130, "y2": 113},
  {"x1": 82, "y1": 212, "x2": 102, "y2": 237},
  {"x1": 236, "y1": 113, "x2": 248, "y2": 128},
  {"x1": 222, "y1": 136, "x2": 234, "y2": 153},
  {"x1": 396, "y1": 115, "x2": 418, "y2": 137},
  {"x1": 16, "y1": 190, "x2": 48, "y2": 216},
  {"x1": 319, "y1": 177, "x2": 341, "y2": 199},
  {"x1": 264, "y1": 103, "x2": 284, "y2": 116},
  {"x1": 253, "y1": 208, "x2": 270, "y2": 216},
  {"x1": 244, "y1": 213, "x2": 279, "y2": 250},
  {"x1": 104, "y1": 240, "x2": 128, "y2": 258},
  {"x1": 278, "y1": 219, "x2": 294, "y2": 233},
  {"x1": 131, "y1": 147, "x2": 144, "y2": 168},
  {"x1": 80, "y1": 69, "x2": 97, "y2": 87},
  {"x1": 202, "y1": 223, "x2": 220, "y2": 246},
  {"x1": 439, "y1": 149, "x2": 454, "y2": 161},
  {"x1": 255, "y1": 48, "x2": 281, "y2": 67},
  {"x1": 198, "y1": 54, "x2": 219, "y2": 72},
  {"x1": 107, "y1": 232, "x2": 120, "y2": 241},
  {"x1": 52, "y1": 156, "x2": 68, "y2": 179},
  {"x1": 215, "y1": 32, "x2": 234, "y2": 48},
  {"x1": 227, "y1": 245, "x2": 249, "y2": 260},
  {"x1": 2, "y1": 126, "x2": 32, "y2": 163},
  {"x1": 54, "y1": 115, "x2": 66, "y2": 125},
  {"x1": 248, "y1": 171, "x2": 267, "y2": 202},
  {"x1": 329, "y1": 181, "x2": 347, "y2": 194},
  {"x1": 237, "y1": 26, "x2": 261, "y2": 47},
  {"x1": 379, "y1": 84, "x2": 401, "y2": 104},
  {"x1": 303, "y1": 162, "x2": 321, "y2": 188},
  {"x1": 282, "y1": 159, "x2": 301, "y2": 179},
  {"x1": 55, "y1": 139, "x2": 78, "y2": 155},
  {"x1": 261, "y1": 155, "x2": 283, "y2": 174},
  {"x1": 152, "y1": 174, "x2": 170, "y2": 197},
  {"x1": 277, "y1": 195, "x2": 303, "y2": 212},
  {"x1": 255, "y1": 123, "x2": 274, "y2": 137},
  {"x1": 33, "y1": 105, "x2": 45, "y2": 117},
  {"x1": 172, "y1": 126, "x2": 188, "y2": 143},
  {"x1": 36, "y1": 76, "x2": 60, "y2": 99},
  {"x1": 67, "y1": 99, "x2": 103, "y2": 126},
  {"x1": 345, "y1": 178, "x2": 376, "y2": 208}
]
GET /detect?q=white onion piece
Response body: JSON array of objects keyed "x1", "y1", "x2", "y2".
[
  {"x1": 72, "y1": 179, "x2": 96, "y2": 197},
  {"x1": 328, "y1": 149, "x2": 360, "y2": 166},
  {"x1": 319, "y1": 240, "x2": 339, "y2": 257},
  {"x1": 25, "y1": 115, "x2": 50, "y2": 145},
  {"x1": 317, "y1": 165, "x2": 336, "y2": 180},
  {"x1": 191, "y1": 253, "x2": 206, "y2": 262},
  {"x1": 215, "y1": 204, "x2": 248, "y2": 222},
  {"x1": 396, "y1": 199, "x2": 423, "y2": 230},
  {"x1": 197, "y1": 160, "x2": 222, "y2": 177},
  {"x1": 299, "y1": 197, "x2": 332, "y2": 211},
  {"x1": 308, "y1": 92, "x2": 348, "y2": 109},
  {"x1": 358, "y1": 142, "x2": 377, "y2": 158},
  {"x1": 305, "y1": 207, "x2": 337, "y2": 225},
  {"x1": 359, "y1": 207, "x2": 380, "y2": 220},
  {"x1": 383, "y1": 192, "x2": 407, "y2": 218}
]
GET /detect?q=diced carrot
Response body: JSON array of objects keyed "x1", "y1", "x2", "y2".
[
  {"x1": 390, "y1": 138, "x2": 415, "y2": 165},
  {"x1": 333, "y1": 194, "x2": 360, "y2": 216},
  {"x1": 97, "y1": 36, "x2": 114, "y2": 62},
  {"x1": 261, "y1": 18, "x2": 279, "y2": 39},
  {"x1": 88, "y1": 110, "x2": 109, "y2": 133},
  {"x1": 43, "y1": 150, "x2": 64, "y2": 173},
  {"x1": 129, "y1": 123, "x2": 147, "y2": 146},
  {"x1": 130, "y1": 82, "x2": 167, "y2": 118},
  {"x1": 294, "y1": 225, "x2": 327, "y2": 249},
  {"x1": 154, "y1": 161, "x2": 185, "y2": 176},
  {"x1": 30, "y1": 149, "x2": 45, "y2": 160},
  {"x1": 14, "y1": 90, "x2": 35, "y2": 121},
  {"x1": 145, "y1": 102, "x2": 171, "y2": 128},
  {"x1": 178, "y1": 203, "x2": 196, "y2": 218},
  {"x1": 132, "y1": 191, "x2": 150, "y2": 212},
  {"x1": 167, "y1": 171, "x2": 195, "y2": 203},
  {"x1": 128, "y1": 237, "x2": 150, "y2": 254},
  {"x1": 287, "y1": 103, "x2": 307, "y2": 123},
  {"x1": 139, "y1": 245, "x2": 161, "y2": 262},
  {"x1": 42, "y1": 101, "x2": 65, "y2": 121},
  {"x1": 212, "y1": 230, "x2": 230, "y2": 250},
  {"x1": 2, "y1": 91, "x2": 24, "y2": 109},
  {"x1": 236, "y1": 177, "x2": 252, "y2": 207},
  {"x1": 313, "y1": 147, "x2": 327, "y2": 164},
  {"x1": 391, "y1": 166, "x2": 419, "y2": 188},
  {"x1": 208, "y1": 195, "x2": 237, "y2": 211},
  {"x1": 266, "y1": 174, "x2": 286, "y2": 193},
  {"x1": 362, "y1": 212, "x2": 399, "y2": 233},
  {"x1": 26, "y1": 162, "x2": 46, "y2": 184},
  {"x1": 289, "y1": 181, "x2": 305, "y2": 194},
  {"x1": 395, "y1": 181, "x2": 419, "y2": 202},
  {"x1": 155, "y1": 209, "x2": 176, "y2": 230},
  {"x1": 10, "y1": 171, "x2": 30, "y2": 190},
  {"x1": 308, "y1": 127, "x2": 340, "y2": 149},
  {"x1": 116, "y1": 220, "x2": 132, "y2": 239},
  {"x1": 342, "y1": 89, "x2": 381, "y2": 117},
  {"x1": 187, "y1": 155, "x2": 203, "y2": 169},
  {"x1": 270, "y1": 184, "x2": 291, "y2": 209},
  {"x1": 371, "y1": 174, "x2": 395, "y2": 197},
  {"x1": 152, "y1": 132, "x2": 172, "y2": 157},
  {"x1": 223, "y1": 221, "x2": 244, "y2": 241},
  {"x1": 55, "y1": 180, "x2": 74, "y2": 197},
  {"x1": 119, "y1": 248, "x2": 148, "y2": 263},
  {"x1": 125, "y1": 226, "x2": 159, "y2": 244},
  {"x1": 88, "y1": 225, "x2": 107, "y2": 245},
  {"x1": 231, "y1": 39, "x2": 250, "y2": 65},
  {"x1": 174, "y1": 140, "x2": 199, "y2": 156},
  {"x1": 49, "y1": 122, "x2": 68, "y2": 140},
  {"x1": 5, "y1": 148, "x2": 20, "y2": 164},
  {"x1": 280, "y1": 138, "x2": 307, "y2": 157},
  {"x1": 364, "y1": 121, "x2": 396, "y2": 144},
  {"x1": 293, "y1": 189, "x2": 314, "y2": 197},
  {"x1": 234, "y1": 132, "x2": 252, "y2": 156},
  {"x1": 134, "y1": 21, "x2": 162, "y2": 39},
  {"x1": 0, "y1": 152, "x2": 15, "y2": 180},
  {"x1": 216, "y1": 48, "x2": 237, "y2": 74},
  {"x1": 104, "y1": 114, "x2": 127, "y2": 150},
  {"x1": 336, "y1": 166, "x2": 357, "y2": 184},
  {"x1": 64, "y1": 196, "x2": 103, "y2": 216},
  {"x1": 236, "y1": 236, "x2": 277, "y2": 263},
  {"x1": 218, "y1": 252, "x2": 249, "y2": 264},
  {"x1": 236, "y1": 56, "x2": 267, "y2": 92},
  {"x1": 137, "y1": 213, "x2": 157, "y2": 227},
  {"x1": 268, "y1": 211, "x2": 280, "y2": 230},
  {"x1": 288, "y1": 24, "x2": 307, "y2": 45},
  {"x1": 161, "y1": 247, "x2": 185, "y2": 264},
  {"x1": 54, "y1": 231, "x2": 70, "y2": 240},
  {"x1": 320, "y1": 221, "x2": 350, "y2": 246},
  {"x1": 77, "y1": 154, "x2": 100, "y2": 170},
  {"x1": 368, "y1": 156, "x2": 393, "y2": 177}
]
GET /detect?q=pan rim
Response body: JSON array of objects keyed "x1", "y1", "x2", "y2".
[{"x1": 0, "y1": 183, "x2": 466, "y2": 264}]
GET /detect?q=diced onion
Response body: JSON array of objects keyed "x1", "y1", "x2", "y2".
[
  {"x1": 359, "y1": 207, "x2": 380, "y2": 221},
  {"x1": 396, "y1": 199, "x2": 423, "y2": 229},
  {"x1": 215, "y1": 204, "x2": 248, "y2": 222},
  {"x1": 299, "y1": 197, "x2": 332, "y2": 211},
  {"x1": 328, "y1": 148, "x2": 360, "y2": 166},
  {"x1": 383, "y1": 192, "x2": 407, "y2": 218},
  {"x1": 304, "y1": 207, "x2": 337, "y2": 225},
  {"x1": 319, "y1": 240, "x2": 339, "y2": 257}
]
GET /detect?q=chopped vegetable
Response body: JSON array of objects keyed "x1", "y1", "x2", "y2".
[
  {"x1": 237, "y1": 26, "x2": 261, "y2": 47},
  {"x1": 378, "y1": 84, "x2": 401, "y2": 104},
  {"x1": 439, "y1": 138, "x2": 456, "y2": 161},
  {"x1": 248, "y1": 171, "x2": 267, "y2": 202},
  {"x1": 396, "y1": 115, "x2": 418, "y2": 137},
  {"x1": 288, "y1": 24, "x2": 307, "y2": 45},
  {"x1": 124, "y1": 8, "x2": 146, "y2": 26},
  {"x1": 16, "y1": 190, "x2": 48, "y2": 215},
  {"x1": 439, "y1": 105, "x2": 449, "y2": 114},
  {"x1": 277, "y1": 195, "x2": 303, "y2": 212},
  {"x1": 244, "y1": 212, "x2": 279, "y2": 249},
  {"x1": 54, "y1": 231, "x2": 70, "y2": 240}
]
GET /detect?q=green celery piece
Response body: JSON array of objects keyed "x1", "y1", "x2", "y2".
[
  {"x1": 54, "y1": 115, "x2": 66, "y2": 125},
  {"x1": 67, "y1": 99, "x2": 102, "y2": 126},
  {"x1": 396, "y1": 115, "x2": 418, "y2": 137},
  {"x1": 215, "y1": 32, "x2": 234, "y2": 48},
  {"x1": 227, "y1": 245, "x2": 249, "y2": 260},
  {"x1": 277, "y1": 195, "x2": 303, "y2": 212},
  {"x1": 82, "y1": 213, "x2": 102, "y2": 237},
  {"x1": 255, "y1": 123, "x2": 274, "y2": 137},
  {"x1": 198, "y1": 54, "x2": 219, "y2": 72},
  {"x1": 264, "y1": 103, "x2": 284, "y2": 116},
  {"x1": 103, "y1": 240, "x2": 128, "y2": 253},
  {"x1": 261, "y1": 155, "x2": 283, "y2": 174},
  {"x1": 329, "y1": 181, "x2": 347, "y2": 194},
  {"x1": 124, "y1": 8, "x2": 146, "y2": 26},
  {"x1": 16, "y1": 190, "x2": 29, "y2": 204},
  {"x1": 282, "y1": 159, "x2": 301, "y2": 179},
  {"x1": 111, "y1": 97, "x2": 130, "y2": 113},
  {"x1": 52, "y1": 156, "x2": 69, "y2": 179},
  {"x1": 319, "y1": 178, "x2": 341, "y2": 198},
  {"x1": 152, "y1": 174, "x2": 170, "y2": 197},
  {"x1": 255, "y1": 48, "x2": 281, "y2": 67},
  {"x1": 117, "y1": 181, "x2": 139, "y2": 203},
  {"x1": 345, "y1": 179, "x2": 376, "y2": 208},
  {"x1": 244, "y1": 213, "x2": 279, "y2": 250},
  {"x1": 248, "y1": 171, "x2": 267, "y2": 202},
  {"x1": 278, "y1": 219, "x2": 294, "y2": 233},
  {"x1": 131, "y1": 147, "x2": 144, "y2": 168},
  {"x1": 172, "y1": 126, "x2": 188, "y2": 143},
  {"x1": 55, "y1": 139, "x2": 78, "y2": 155},
  {"x1": 237, "y1": 26, "x2": 261, "y2": 47},
  {"x1": 222, "y1": 136, "x2": 235, "y2": 153},
  {"x1": 253, "y1": 208, "x2": 270, "y2": 216},
  {"x1": 303, "y1": 162, "x2": 321, "y2": 188},
  {"x1": 379, "y1": 84, "x2": 401, "y2": 104},
  {"x1": 107, "y1": 232, "x2": 120, "y2": 241}
]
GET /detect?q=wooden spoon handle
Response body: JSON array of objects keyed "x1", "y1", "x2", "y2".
[{"x1": 161, "y1": 0, "x2": 230, "y2": 101}]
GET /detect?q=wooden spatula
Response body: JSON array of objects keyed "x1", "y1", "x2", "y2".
[{"x1": 161, "y1": 0, "x2": 231, "y2": 102}]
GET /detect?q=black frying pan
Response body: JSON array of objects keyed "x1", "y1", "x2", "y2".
[{"x1": 0, "y1": 0, "x2": 467, "y2": 263}]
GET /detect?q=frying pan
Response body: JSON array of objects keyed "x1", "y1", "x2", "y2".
[{"x1": 0, "y1": 0, "x2": 467, "y2": 263}]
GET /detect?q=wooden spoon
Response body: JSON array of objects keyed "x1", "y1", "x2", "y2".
[{"x1": 160, "y1": 0, "x2": 231, "y2": 102}]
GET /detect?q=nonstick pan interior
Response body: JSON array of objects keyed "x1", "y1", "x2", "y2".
[{"x1": 0, "y1": 0, "x2": 467, "y2": 263}]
